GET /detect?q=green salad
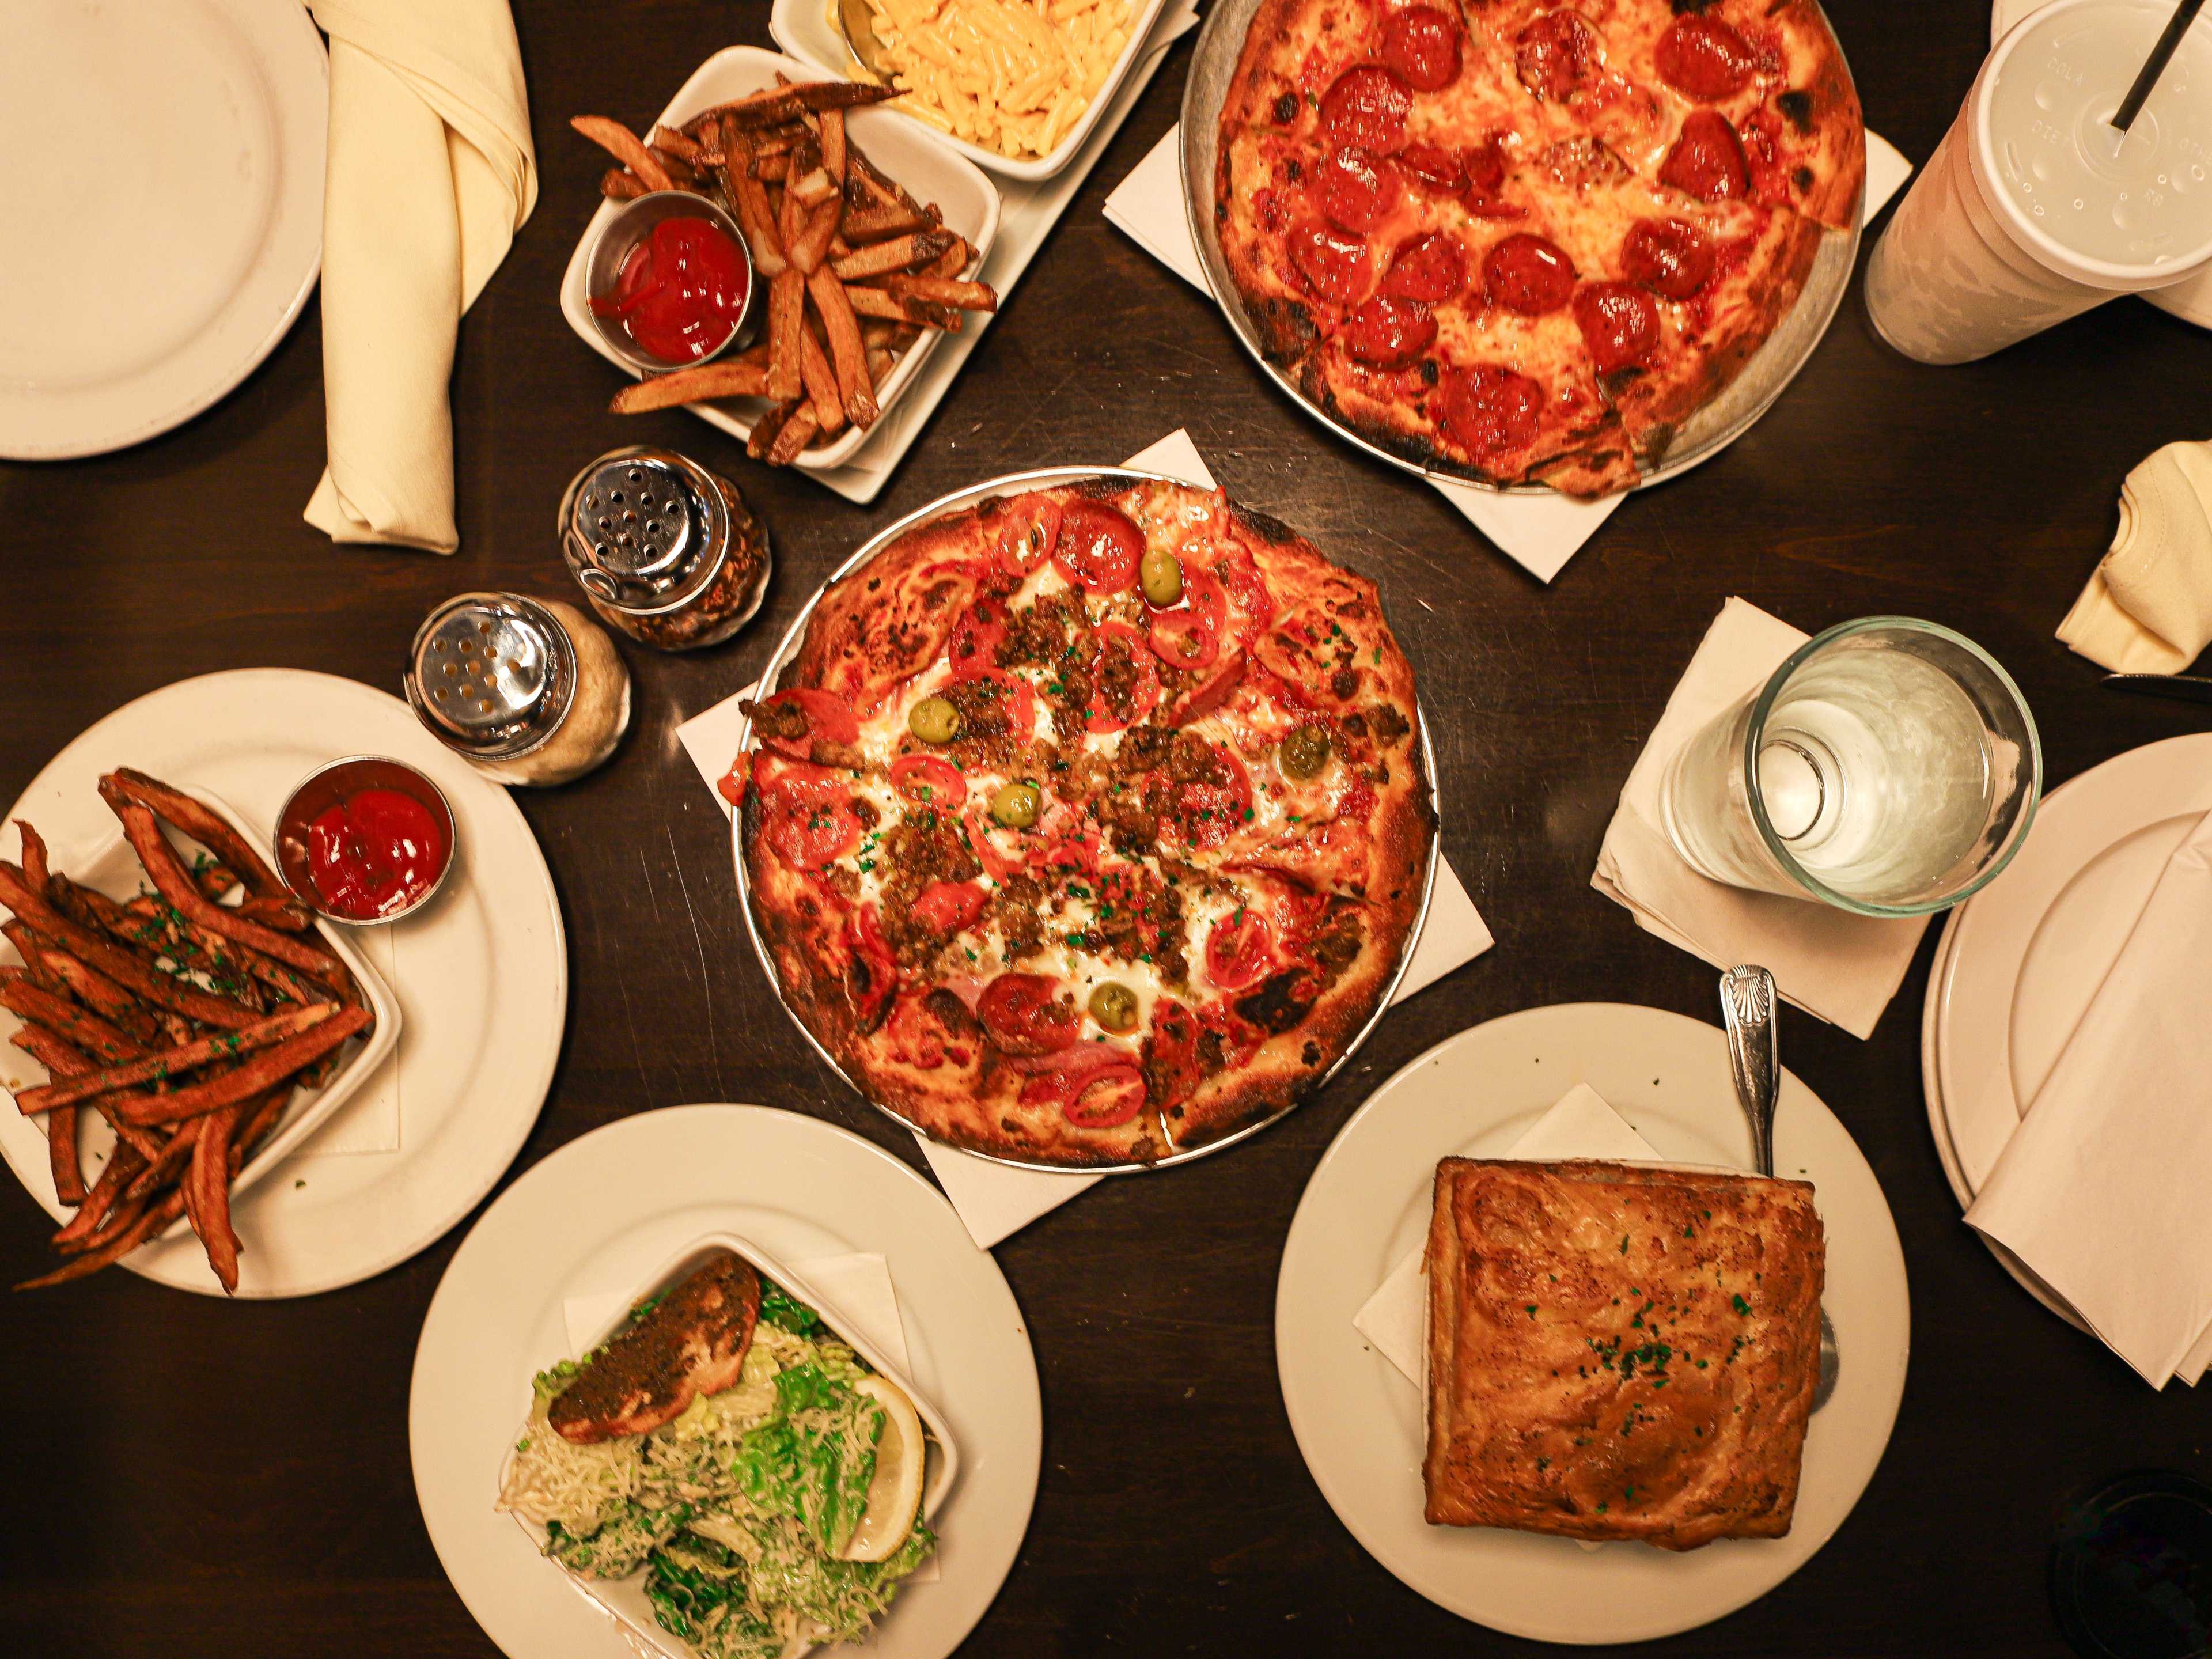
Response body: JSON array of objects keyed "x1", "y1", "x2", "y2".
[{"x1": 498, "y1": 1281, "x2": 935, "y2": 1659}]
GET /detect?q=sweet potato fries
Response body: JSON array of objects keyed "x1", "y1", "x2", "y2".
[
  {"x1": 571, "y1": 75, "x2": 998, "y2": 464},
  {"x1": 2, "y1": 772, "x2": 373, "y2": 1293}
]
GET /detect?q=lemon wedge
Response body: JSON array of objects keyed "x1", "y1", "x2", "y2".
[{"x1": 839, "y1": 1374, "x2": 925, "y2": 1562}]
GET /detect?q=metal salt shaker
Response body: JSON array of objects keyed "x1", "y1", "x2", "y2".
[
  {"x1": 403, "y1": 592, "x2": 631, "y2": 787},
  {"x1": 557, "y1": 446, "x2": 769, "y2": 652}
]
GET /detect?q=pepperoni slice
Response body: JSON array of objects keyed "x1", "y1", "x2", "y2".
[
  {"x1": 977, "y1": 972, "x2": 1080, "y2": 1058},
  {"x1": 1660, "y1": 110, "x2": 1749, "y2": 202},
  {"x1": 1286, "y1": 220, "x2": 1375, "y2": 305},
  {"x1": 1514, "y1": 10, "x2": 1599, "y2": 103},
  {"x1": 1380, "y1": 6, "x2": 1461, "y2": 92},
  {"x1": 1206, "y1": 910, "x2": 1275, "y2": 992},
  {"x1": 1573, "y1": 282, "x2": 1662, "y2": 375},
  {"x1": 1346, "y1": 294, "x2": 1436, "y2": 369},
  {"x1": 1465, "y1": 137, "x2": 1509, "y2": 200},
  {"x1": 766, "y1": 800, "x2": 861, "y2": 872},
  {"x1": 889, "y1": 753, "x2": 966, "y2": 807},
  {"x1": 1381, "y1": 230, "x2": 1468, "y2": 302},
  {"x1": 1319, "y1": 63, "x2": 1412, "y2": 156},
  {"x1": 1655, "y1": 14, "x2": 1756, "y2": 103},
  {"x1": 1051, "y1": 498, "x2": 1143, "y2": 593},
  {"x1": 752, "y1": 687, "x2": 861, "y2": 760},
  {"x1": 1622, "y1": 217, "x2": 1715, "y2": 300},
  {"x1": 1437, "y1": 365, "x2": 1544, "y2": 460},
  {"x1": 911, "y1": 880, "x2": 989, "y2": 936},
  {"x1": 1396, "y1": 142, "x2": 1467, "y2": 195},
  {"x1": 1483, "y1": 233, "x2": 1577, "y2": 315},
  {"x1": 1312, "y1": 146, "x2": 1402, "y2": 233},
  {"x1": 994, "y1": 491, "x2": 1063, "y2": 575}
]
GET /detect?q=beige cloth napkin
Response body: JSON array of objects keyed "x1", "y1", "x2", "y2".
[
  {"x1": 1100, "y1": 126, "x2": 1918, "y2": 584},
  {"x1": 674, "y1": 429, "x2": 1497, "y2": 1248},
  {"x1": 2057, "y1": 441, "x2": 2212, "y2": 674},
  {"x1": 1967, "y1": 809, "x2": 2212, "y2": 1388},
  {"x1": 302, "y1": 0, "x2": 536, "y2": 553},
  {"x1": 1354, "y1": 1084, "x2": 1658, "y2": 1382},
  {"x1": 1592, "y1": 599, "x2": 1928, "y2": 1040}
]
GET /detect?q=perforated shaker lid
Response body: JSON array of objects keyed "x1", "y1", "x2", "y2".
[
  {"x1": 404, "y1": 592, "x2": 577, "y2": 761},
  {"x1": 558, "y1": 446, "x2": 732, "y2": 616}
]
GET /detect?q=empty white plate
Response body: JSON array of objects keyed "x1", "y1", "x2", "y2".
[
  {"x1": 1923, "y1": 733, "x2": 2212, "y2": 1335},
  {"x1": 0, "y1": 0, "x2": 326, "y2": 459}
]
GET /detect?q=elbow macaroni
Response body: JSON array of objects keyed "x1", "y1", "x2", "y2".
[{"x1": 858, "y1": 0, "x2": 1136, "y2": 159}]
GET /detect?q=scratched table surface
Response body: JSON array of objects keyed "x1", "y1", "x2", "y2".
[{"x1": 4, "y1": 3, "x2": 2209, "y2": 1655}]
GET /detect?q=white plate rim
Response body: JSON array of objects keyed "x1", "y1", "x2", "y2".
[
  {"x1": 0, "y1": 0, "x2": 327, "y2": 461},
  {"x1": 0, "y1": 668, "x2": 566, "y2": 1297},
  {"x1": 408, "y1": 1103, "x2": 1043, "y2": 1659},
  {"x1": 1276, "y1": 1002, "x2": 1910, "y2": 1645}
]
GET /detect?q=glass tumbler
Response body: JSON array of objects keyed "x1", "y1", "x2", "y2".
[{"x1": 1658, "y1": 618, "x2": 2042, "y2": 915}]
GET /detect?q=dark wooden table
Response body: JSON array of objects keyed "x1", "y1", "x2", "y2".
[{"x1": 6, "y1": 3, "x2": 2209, "y2": 1654}]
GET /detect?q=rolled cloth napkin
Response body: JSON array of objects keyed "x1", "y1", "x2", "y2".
[
  {"x1": 2057, "y1": 441, "x2": 2212, "y2": 673},
  {"x1": 302, "y1": 0, "x2": 536, "y2": 553}
]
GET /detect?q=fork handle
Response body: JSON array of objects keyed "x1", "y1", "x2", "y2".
[{"x1": 1721, "y1": 965, "x2": 1779, "y2": 1178}]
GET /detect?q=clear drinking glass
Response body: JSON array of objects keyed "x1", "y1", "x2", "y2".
[{"x1": 1658, "y1": 618, "x2": 2042, "y2": 915}]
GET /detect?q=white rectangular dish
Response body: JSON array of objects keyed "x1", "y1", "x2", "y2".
[
  {"x1": 769, "y1": 0, "x2": 1172, "y2": 182},
  {"x1": 559, "y1": 46, "x2": 1001, "y2": 472},
  {"x1": 0, "y1": 787, "x2": 401, "y2": 1235},
  {"x1": 501, "y1": 1230, "x2": 959, "y2": 1659}
]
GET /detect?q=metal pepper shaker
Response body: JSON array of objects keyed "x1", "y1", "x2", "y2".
[{"x1": 558, "y1": 446, "x2": 770, "y2": 652}]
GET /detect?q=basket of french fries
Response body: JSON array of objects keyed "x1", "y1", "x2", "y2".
[
  {"x1": 0, "y1": 771, "x2": 400, "y2": 1293},
  {"x1": 559, "y1": 47, "x2": 1003, "y2": 471}
]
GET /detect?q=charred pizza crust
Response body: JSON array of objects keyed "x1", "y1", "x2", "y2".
[
  {"x1": 1212, "y1": 0, "x2": 1863, "y2": 496},
  {"x1": 742, "y1": 478, "x2": 1434, "y2": 1168},
  {"x1": 1423, "y1": 1158, "x2": 1825, "y2": 1549}
]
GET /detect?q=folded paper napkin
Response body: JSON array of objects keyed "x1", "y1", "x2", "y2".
[
  {"x1": 2057, "y1": 441, "x2": 2212, "y2": 675},
  {"x1": 676, "y1": 429, "x2": 1495, "y2": 1248},
  {"x1": 1353, "y1": 1083, "x2": 1659, "y2": 1384},
  {"x1": 1101, "y1": 126, "x2": 1916, "y2": 584},
  {"x1": 302, "y1": 0, "x2": 536, "y2": 553},
  {"x1": 1592, "y1": 599, "x2": 1927, "y2": 1040},
  {"x1": 565, "y1": 1250, "x2": 939, "y2": 1579},
  {"x1": 1967, "y1": 809, "x2": 2212, "y2": 1388}
]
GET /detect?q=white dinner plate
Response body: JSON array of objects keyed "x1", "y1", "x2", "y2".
[
  {"x1": 410, "y1": 1104, "x2": 1041, "y2": 1659},
  {"x1": 1931, "y1": 734, "x2": 2212, "y2": 1193},
  {"x1": 0, "y1": 670, "x2": 566, "y2": 1297},
  {"x1": 1277, "y1": 1003, "x2": 1910, "y2": 1646},
  {"x1": 0, "y1": 0, "x2": 327, "y2": 460},
  {"x1": 1923, "y1": 734, "x2": 2212, "y2": 1334}
]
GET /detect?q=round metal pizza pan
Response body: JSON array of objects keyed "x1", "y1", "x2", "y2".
[
  {"x1": 1178, "y1": 0, "x2": 1866, "y2": 498},
  {"x1": 730, "y1": 465, "x2": 1442, "y2": 1175}
]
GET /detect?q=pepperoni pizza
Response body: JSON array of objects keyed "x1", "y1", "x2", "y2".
[
  {"x1": 1214, "y1": 0, "x2": 1863, "y2": 495},
  {"x1": 729, "y1": 476, "x2": 1434, "y2": 1168}
]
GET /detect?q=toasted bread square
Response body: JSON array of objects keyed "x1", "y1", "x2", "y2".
[{"x1": 1423, "y1": 1159, "x2": 1824, "y2": 1550}]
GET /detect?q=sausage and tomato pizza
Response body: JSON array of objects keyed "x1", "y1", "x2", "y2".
[
  {"x1": 1214, "y1": 0, "x2": 1865, "y2": 495},
  {"x1": 728, "y1": 476, "x2": 1434, "y2": 1168}
]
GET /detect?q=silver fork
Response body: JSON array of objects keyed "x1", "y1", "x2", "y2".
[{"x1": 1719, "y1": 965, "x2": 1839, "y2": 1411}]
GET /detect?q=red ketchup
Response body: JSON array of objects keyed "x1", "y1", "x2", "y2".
[
  {"x1": 306, "y1": 789, "x2": 448, "y2": 921},
  {"x1": 590, "y1": 216, "x2": 750, "y2": 363}
]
